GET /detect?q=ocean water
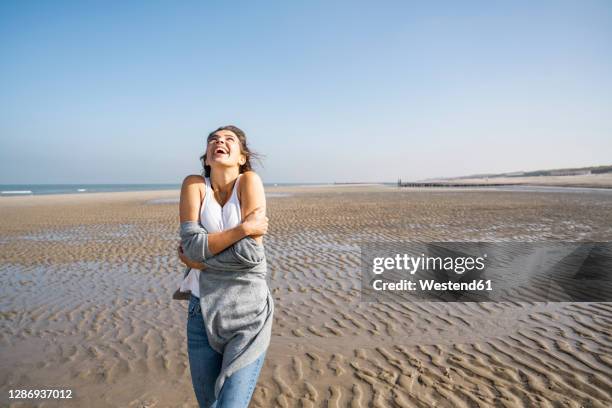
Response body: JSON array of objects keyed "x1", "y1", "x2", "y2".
[
  {"x1": 0, "y1": 184, "x2": 181, "y2": 196},
  {"x1": 2, "y1": 183, "x2": 610, "y2": 197},
  {"x1": 0, "y1": 182, "x2": 337, "y2": 197}
]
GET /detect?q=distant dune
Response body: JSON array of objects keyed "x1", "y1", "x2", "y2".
[
  {"x1": 424, "y1": 173, "x2": 612, "y2": 188},
  {"x1": 419, "y1": 165, "x2": 612, "y2": 188}
]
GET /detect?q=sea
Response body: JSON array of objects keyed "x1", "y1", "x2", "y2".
[
  {"x1": 3, "y1": 183, "x2": 608, "y2": 197},
  {"x1": 0, "y1": 184, "x2": 182, "y2": 196},
  {"x1": 0, "y1": 183, "x2": 356, "y2": 197}
]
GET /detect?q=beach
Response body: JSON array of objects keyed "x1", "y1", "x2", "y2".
[{"x1": 1, "y1": 185, "x2": 611, "y2": 407}]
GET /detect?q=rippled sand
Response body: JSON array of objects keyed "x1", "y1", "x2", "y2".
[{"x1": 1, "y1": 186, "x2": 611, "y2": 407}]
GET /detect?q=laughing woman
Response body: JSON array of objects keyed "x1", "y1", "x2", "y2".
[{"x1": 176, "y1": 125, "x2": 274, "y2": 408}]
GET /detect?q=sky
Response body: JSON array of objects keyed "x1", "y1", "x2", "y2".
[{"x1": 1, "y1": 0, "x2": 611, "y2": 184}]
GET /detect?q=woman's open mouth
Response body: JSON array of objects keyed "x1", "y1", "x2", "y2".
[{"x1": 213, "y1": 148, "x2": 229, "y2": 157}]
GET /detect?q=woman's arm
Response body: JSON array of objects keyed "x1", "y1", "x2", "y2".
[
  {"x1": 179, "y1": 175, "x2": 249, "y2": 258},
  {"x1": 178, "y1": 174, "x2": 268, "y2": 268},
  {"x1": 239, "y1": 171, "x2": 267, "y2": 245},
  {"x1": 178, "y1": 245, "x2": 206, "y2": 270}
]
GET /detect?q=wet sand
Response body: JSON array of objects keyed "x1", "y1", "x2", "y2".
[{"x1": 1, "y1": 186, "x2": 611, "y2": 407}]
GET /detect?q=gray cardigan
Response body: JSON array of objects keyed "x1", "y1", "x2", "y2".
[{"x1": 176, "y1": 220, "x2": 274, "y2": 399}]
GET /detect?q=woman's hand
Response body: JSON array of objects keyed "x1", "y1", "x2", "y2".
[
  {"x1": 178, "y1": 244, "x2": 206, "y2": 270},
  {"x1": 242, "y1": 209, "x2": 269, "y2": 236}
]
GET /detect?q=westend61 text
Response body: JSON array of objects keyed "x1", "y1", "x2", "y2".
[{"x1": 372, "y1": 279, "x2": 493, "y2": 292}]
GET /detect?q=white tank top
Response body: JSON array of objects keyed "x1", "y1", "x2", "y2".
[{"x1": 179, "y1": 174, "x2": 243, "y2": 298}]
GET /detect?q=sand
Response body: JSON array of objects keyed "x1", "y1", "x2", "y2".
[{"x1": 1, "y1": 185, "x2": 611, "y2": 407}]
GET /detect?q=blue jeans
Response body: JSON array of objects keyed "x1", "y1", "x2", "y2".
[{"x1": 187, "y1": 294, "x2": 266, "y2": 408}]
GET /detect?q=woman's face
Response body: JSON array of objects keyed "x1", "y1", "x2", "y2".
[{"x1": 205, "y1": 130, "x2": 246, "y2": 169}]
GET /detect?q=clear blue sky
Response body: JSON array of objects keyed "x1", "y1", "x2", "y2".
[{"x1": 1, "y1": 0, "x2": 611, "y2": 184}]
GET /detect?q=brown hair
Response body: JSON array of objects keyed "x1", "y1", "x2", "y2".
[{"x1": 199, "y1": 125, "x2": 260, "y2": 177}]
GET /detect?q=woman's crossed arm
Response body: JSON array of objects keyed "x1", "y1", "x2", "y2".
[{"x1": 178, "y1": 173, "x2": 268, "y2": 269}]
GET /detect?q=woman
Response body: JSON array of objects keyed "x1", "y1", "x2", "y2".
[{"x1": 176, "y1": 125, "x2": 274, "y2": 407}]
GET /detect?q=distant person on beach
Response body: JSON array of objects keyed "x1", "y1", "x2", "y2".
[{"x1": 176, "y1": 125, "x2": 274, "y2": 407}]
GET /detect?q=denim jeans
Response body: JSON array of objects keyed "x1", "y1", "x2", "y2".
[{"x1": 187, "y1": 294, "x2": 266, "y2": 408}]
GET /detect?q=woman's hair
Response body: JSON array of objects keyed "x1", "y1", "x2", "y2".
[{"x1": 200, "y1": 125, "x2": 260, "y2": 178}]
